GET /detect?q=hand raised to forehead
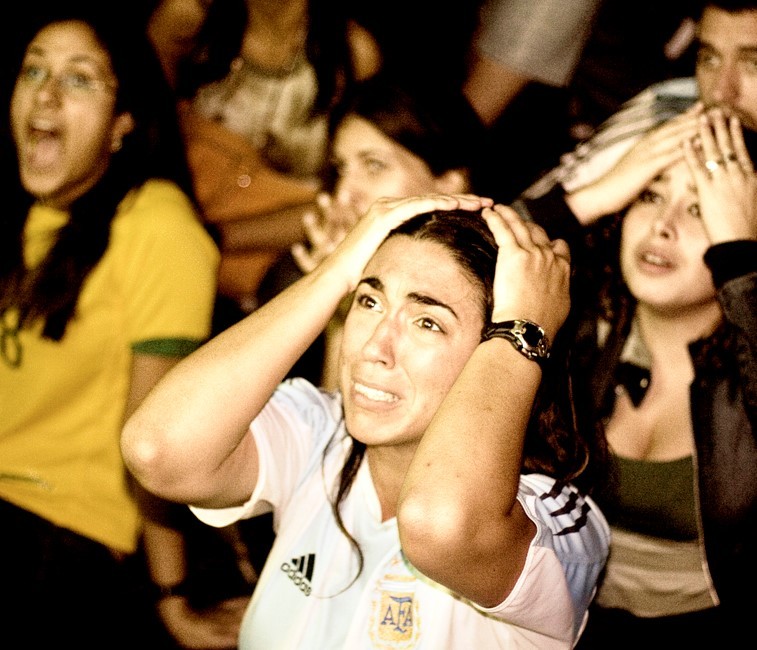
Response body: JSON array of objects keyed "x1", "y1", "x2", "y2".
[
  {"x1": 567, "y1": 103, "x2": 704, "y2": 224},
  {"x1": 683, "y1": 110, "x2": 757, "y2": 244}
]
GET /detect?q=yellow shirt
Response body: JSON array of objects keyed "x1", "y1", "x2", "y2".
[{"x1": 0, "y1": 180, "x2": 219, "y2": 553}]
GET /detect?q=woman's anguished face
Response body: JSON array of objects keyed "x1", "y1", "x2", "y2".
[
  {"x1": 11, "y1": 20, "x2": 134, "y2": 209},
  {"x1": 620, "y1": 159, "x2": 717, "y2": 316},
  {"x1": 331, "y1": 115, "x2": 464, "y2": 216},
  {"x1": 339, "y1": 234, "x2": 484, "y2": 449}
]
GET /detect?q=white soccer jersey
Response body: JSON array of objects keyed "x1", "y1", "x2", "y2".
[{"x1": 193, "y1": 379, "x2": 610, "y2": 649}]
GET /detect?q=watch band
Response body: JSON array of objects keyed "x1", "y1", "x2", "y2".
[{"x1": 481, "y1": 319, "x2": 550, "y2": 366}]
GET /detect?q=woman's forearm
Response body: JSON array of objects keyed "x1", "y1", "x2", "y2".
[{"x1": 398, "y1": 340, "x2": 540, "y2": 605}]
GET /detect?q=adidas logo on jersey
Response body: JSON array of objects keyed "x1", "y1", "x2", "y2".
[{"x1": 281, "y1": 553, "x2": 315, "y2": 596}]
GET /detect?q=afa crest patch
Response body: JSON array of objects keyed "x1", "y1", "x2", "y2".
[{"x1": 368, "y1": 555, "x2": 421, "y2": 648}]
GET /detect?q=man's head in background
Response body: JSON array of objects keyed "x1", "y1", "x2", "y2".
[{"x1": 696, "y1": 1, "x2": 757, "y2": 131}]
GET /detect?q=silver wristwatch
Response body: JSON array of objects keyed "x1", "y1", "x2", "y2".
[{"x1": 481, "y1": 319, "x2": 550, "y2": 366}]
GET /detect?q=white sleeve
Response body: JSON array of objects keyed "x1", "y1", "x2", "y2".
[
  {"x1": 191, "y1": 379, "x2": 342, "y2": 528},
  {"x1": 521, "y1": 76, "x2": 699, "y2": 199},
  {"x1": 476, "y1": 474, "x2": 610, "y2": 640},
  {"x1": 475, "y1": 0, "x2": 602, "y2": 86}
]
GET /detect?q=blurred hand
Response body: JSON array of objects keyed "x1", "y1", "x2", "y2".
[{"x1": 292, "y1": 192, "x2": 362, "y2": 273}]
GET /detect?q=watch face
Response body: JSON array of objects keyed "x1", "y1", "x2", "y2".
[
  {"x1": 483, "y1": 319, "x2": 550, "y2": 363},
  {"x1": 519, "y1": 322, "x2": 544, "y2": 348}
]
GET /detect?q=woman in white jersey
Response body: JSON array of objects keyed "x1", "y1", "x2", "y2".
[{"x1": 123, "y1": 193, "x2": 610, "y2": 648}]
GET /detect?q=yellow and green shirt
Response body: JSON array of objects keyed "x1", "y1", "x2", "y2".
[{"x1": 0, "y1": 179, "x2": 219, "y2": 553}]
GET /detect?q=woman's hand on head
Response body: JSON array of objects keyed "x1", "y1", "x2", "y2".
[
  {"x1": 567, "y1": 103, "x2": 704, "y2": 224},
  {"x1": 483, "y1": 204, "x2": 571, "y2": 340},
  {"x1": 683, "y1": 109, "x2": 757, "y2": 244},
  {"x1": 320, "y1": 193, "x2": 494, "y2": 292}
]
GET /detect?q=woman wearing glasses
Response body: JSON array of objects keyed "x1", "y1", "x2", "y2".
[{"x1": 0, "y1": 3, "x2": 220, "y2": 647}]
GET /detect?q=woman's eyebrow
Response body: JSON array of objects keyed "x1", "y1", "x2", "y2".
[
  {"x1": 359, "y1": 276, "x2": 383, "y2": 290},
  {"x1": 359, "y1": 276, "x2": 459, "y2": 320},
  {"x1": 408, "y1": 292, "x2": 459, "y2": 320}
]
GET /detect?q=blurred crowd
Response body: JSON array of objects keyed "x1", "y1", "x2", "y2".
[{"x1": 2, "y1": 1, "x2": 756, "y2": 648}]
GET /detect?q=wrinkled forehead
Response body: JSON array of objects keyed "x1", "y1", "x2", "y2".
[
  {"x1": 364, "y1": 235, "x2": 489, "y2": 326},
  {"x1": 367, "y1": 235, "x2": 464, "y2": 282}
]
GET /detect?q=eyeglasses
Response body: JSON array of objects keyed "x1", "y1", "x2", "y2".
[{"x1": 16, "y1": 63, "x2": 116, "y2": 98}]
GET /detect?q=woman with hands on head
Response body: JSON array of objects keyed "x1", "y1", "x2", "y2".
[
  {"x1": 515, "y1": 107, "x2": 757, "y2": 646},
  {"x1": 123, "y1": 192, "x2": 610, "y2": 649}
]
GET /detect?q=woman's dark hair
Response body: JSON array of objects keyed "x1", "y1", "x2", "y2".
[
  {"x1": 328, "y1": 208, "x2": 608, "y2": 588},
  {"x1": 175, "y1": 0, "x2": 358, "y2": 115},
  {"x1": 325, "y1": 73, "x2": 485, "y2": 191},
  {"x1": 0, "y1": 0, "x2": 195, "y2": 341}
]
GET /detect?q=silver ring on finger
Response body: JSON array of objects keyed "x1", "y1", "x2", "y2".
[{"x1": 705, "y1": 158, "x2": 725, "y2": 172}]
